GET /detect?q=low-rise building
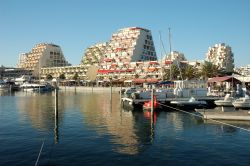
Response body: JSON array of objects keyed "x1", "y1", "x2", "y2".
[{"x1": 0, "y1": 66, "x2": 32, "y2": 79}]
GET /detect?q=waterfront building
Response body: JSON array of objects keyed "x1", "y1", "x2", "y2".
[
  {"x1": 235, "y1": 64, "x2": 250, "y2": 76},
  {"x1": 160, "y1": 51, "x2": 187, "y2": 74},
  {"x1": 165, "y1": 51, "x2": 186, "y2": 62},
  {"x1": 41, "y1": 61, "x2": 162, "y2": 81},
  {"x1": 163, "y1": 51, "x2": 186, "y2": 67},
  {"x1": 81, "y1": 42, "x2": 108, "y2": 65},
  {"x1": 81, "y1": 27, "x2": 157, "y2": 65},
  {"x1": 205, "y1": 43, "x2": 234, "y2": 73},
  {"x1": 17, "y1": 43, "x2": 71, "y2": 77},
  {"x1": 41, "y1": 64, "x2": 88, "y2": 80},
  {"x1": 0, "y1": 66, "x2": 32, "y2": 79}
]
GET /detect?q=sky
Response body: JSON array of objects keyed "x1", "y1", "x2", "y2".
[{"x1": 0, "y1": 0, "x2": 250, "y2": 67}]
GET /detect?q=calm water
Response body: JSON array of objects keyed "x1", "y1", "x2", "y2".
[{"x1": 1, "y1": 90, "x2": 250, "y2": 166}]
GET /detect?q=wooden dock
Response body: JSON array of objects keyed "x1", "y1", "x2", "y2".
[{"x1": 196, "y1": 107, "x2": 250, "y2": 121}]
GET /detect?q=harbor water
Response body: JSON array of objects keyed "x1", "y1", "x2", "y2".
[{"x1": 1, "y1": 90, "x2": 250, "y2": 166}]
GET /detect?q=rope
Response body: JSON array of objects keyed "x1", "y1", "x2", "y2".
[
  {"x1": 156, "y1": 102, "x2": 250, "y2": 132},
  {"x1": 35, "y1": 140, "x2": 45, "y2": 166}
]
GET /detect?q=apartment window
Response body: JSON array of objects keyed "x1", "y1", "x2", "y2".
[
  {"x1": 50, "y1": 51, "x2": 53, "y2": 55},
  {"x1": 145, "y1": 40, "x2": 147, "y2": 44}
]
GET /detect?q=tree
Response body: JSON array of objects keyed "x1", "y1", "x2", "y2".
[
  {"x1": 135, "y1": 73, "x2": 139, "y2": 78},
  {"x1": 183, "y1": 65, "x2": 196, "y2": 80},
  {"x1": 46, "y1": 74, "x2": 53, "y2": 80},
  {"x1": 72, "y1": 73, "x2": 79, "y2": 80},
  {"x1": 163, "y1": 64, "x2": 181, "y2": 80},
  {"x1": 59, "y1": 73, "x2": 66, "y2": 80},
  {"x1": 200, "y1": 61, "x2": 219, "y2": 79}
]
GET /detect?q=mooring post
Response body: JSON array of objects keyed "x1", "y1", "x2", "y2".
[
  {"x1": 55, "y1": 85, "x2": 58, "y2": 114},
  {"x1": 110, "y1": 81, "x2": 112, "y2": 102},
  {"x1": 9, "y1": 84, "x2": 12, "y2": 94},
  {"x1": 74, "y1": 82, "x2": 76, "y2": 93},
  {"x1": 92, "y1": 82, "x2": 93, "y2": 93},
  {"x1": 151, "y1": 86, "x2": 154, "y2": 114},
  {"x1": 54, "y1": 81, "x2": 59, "y2": 144},
  {"x1": 120, "y1": 86, "x2": 122, "y2": 104}
]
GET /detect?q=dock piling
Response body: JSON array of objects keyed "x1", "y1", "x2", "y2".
[
  {"x1": 54, "y1": 84, "x2": 59, "y2": 144},
  {"x1": 151, "y1": 87, "x2": 154, "y2": 114}
]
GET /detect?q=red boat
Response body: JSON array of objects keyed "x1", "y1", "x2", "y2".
[{"x1": 143, "y1": 95, "x2": 161, "y2": 110}]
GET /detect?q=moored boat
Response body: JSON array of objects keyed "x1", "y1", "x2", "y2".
[
  {"x1": 20, "y1": 82, "x2": 54, "y2": 92},
  {"x1": 232, "y1": 95, "x2": 250, "y2": 109},
  {"x1": 0, "y1": 80, "x2": 9, "y2": 91},
  {"x1": 214, "y1": 94, "x2": 234, "y2": 107},
  {"x1": 143, "y1": 95, "x2": 161, "y2": 111},
  {"x1": 171, "y1": 97, "x2": 207, "y2": 109}
]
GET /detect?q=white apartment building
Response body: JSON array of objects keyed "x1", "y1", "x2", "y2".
[
  {"x1": 17, "y1": 43, "x2": 71, "y2": 76},
  {"x1": 81, "y1": 42, "x2": 108, "y2": 65},
  {"x1": 235, "y1": 64, "x2": 250, "y2": 76},
  {"x1": 205, "y1": 43, "x2": 234, "y2": 72},
  {"x1": 81, "y1": 27, "x2": 157, "y2": 65}
]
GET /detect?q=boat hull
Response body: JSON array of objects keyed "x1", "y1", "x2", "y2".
[
  {"x1": 232, "y1": 102, "x2": 250, "y2": 109},
  {"x1": 214, "y1": 100, "x2": 233, "y2": 107}
]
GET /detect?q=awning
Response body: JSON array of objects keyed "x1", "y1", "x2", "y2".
[
  {"x1": 149, "y1": 61, "x2": 159, "y2": 65},
  {"x1": 126, "y1": 68, "x2": 135, "y2": 72},
  {"x1": 157, "y1": 81, "x2": 174, "y2": 85},
  {"x1": 148, "y1": 67, "x2": 155, "y2": 71},
  {"x1": 165, "y1": 60, "x2": 173, "y2": 65},
  {"x1": 124, "y1": 80, "x2": 132, "y2": 83},
  {"x1": 98, "y1": 69, "x2": 110, "y2": 74},
  {"x1": 132, "y1": 78, "x2": 159, "y2": 84},
  {"x1": 207, "y1": 76, "x2": 241, "y2": 83}
]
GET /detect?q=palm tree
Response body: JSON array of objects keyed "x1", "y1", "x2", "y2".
[
  {"x1": 200, "y1": 61, "x2": 219, "y2": 79},
  {"x1": 183, "y1": 65, "x2": 196, "y2": 80},
  {"x1": 163, "y1": 64, "x2": 181, "y2": 80}
]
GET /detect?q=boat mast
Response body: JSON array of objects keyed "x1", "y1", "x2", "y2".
[
  {"x1": 168, "y1": 28, "x2": 172, "y2": 80},
  {"x1": 159, "y1": 30, "x2": 168, "y2": 81},
  {"x1": 159, "y1": 31, "x2": 163, "y2": 81},
  {"x1": 168, "y1": 28, "x2": 183, "y2": 81}
]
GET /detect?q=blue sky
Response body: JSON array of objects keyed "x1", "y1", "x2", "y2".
[{"x1": 0, "y1": 0, "x2": 250, "y2": 67}]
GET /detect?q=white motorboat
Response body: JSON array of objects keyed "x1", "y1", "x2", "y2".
[
  {"x1": 171, "y1": 97, "x2": 207, "y2": 108},
  {"x1": 214, "y1": 94, "x2": 234, "y2": 107},
  {"x1": 232, "y1": 95, "x2": 250, "y2": 109},
  {"x1": 20, "y1": 82, "x2": 54, "y2": 92}
]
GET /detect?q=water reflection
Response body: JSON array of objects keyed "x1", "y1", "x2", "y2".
[
  {"x1": 15, "y1": 91, "x2": 65, "y2": 133},
  {"x1": 74, "y1": 92, "x2": 153, "y2": 155},
  {"x1": 13, "y1": 90, "x2": 246, "y2": 156},
  {"x1": 204, "y1": 119, "x2": 250, "y2": 133}
]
